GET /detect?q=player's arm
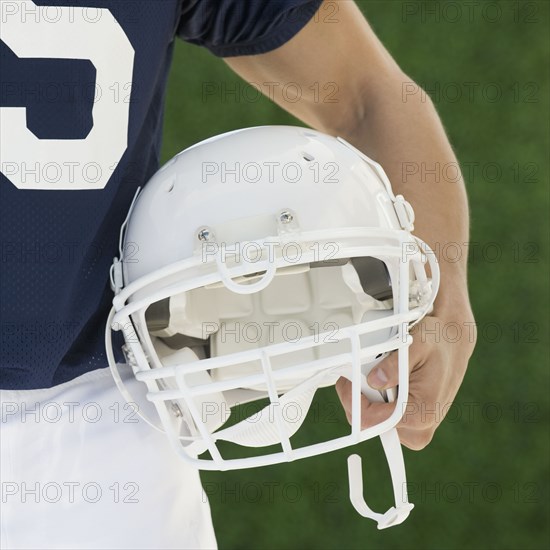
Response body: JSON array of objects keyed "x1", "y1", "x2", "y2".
[{"x1": 225, "y1": 0, "x2": 476, "y2": 450}]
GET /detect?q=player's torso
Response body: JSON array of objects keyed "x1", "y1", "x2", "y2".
[{"x1": 0, "y1": 0, "x2": 182, "y2": 388}]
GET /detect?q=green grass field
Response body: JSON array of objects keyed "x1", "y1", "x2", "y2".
[{"x1": 161, "y1": 2, "x2": 549, "y2": 548}]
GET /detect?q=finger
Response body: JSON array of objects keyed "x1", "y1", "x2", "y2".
[
  {"x1": 335, "y1": 377, "x2": 396, "y2": 428},
  {"x1": 366, "y1": 352, "x2": 399, "y2": 390},
  {"x1": 366, "y1": 337, "x2": 427, "y2": 390},
  {"x1": 397, "y1": 426, "x2": 434, "y2": 451},
  {"x1": 336, "y1": 378, "x2": 437, "y2": 449},
  {"x1": 337, "y1": 375, "x2": 437, "y2": 425}
]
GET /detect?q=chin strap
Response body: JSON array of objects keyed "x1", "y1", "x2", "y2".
[
  {"x1": 348, "y1": 432, "x2": 414, "y2": 529},
  {"x1": 185, "y1": 362, "x2": 344, "y2": 456}
]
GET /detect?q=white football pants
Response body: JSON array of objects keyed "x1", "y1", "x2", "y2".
[{"x1": 0, "y1": 367, "x2": 217, "y2": 549}]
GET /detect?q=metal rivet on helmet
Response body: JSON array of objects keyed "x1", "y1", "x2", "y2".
[
  {"x1": 279, "y1": 210, "x2": 294, "y2": 224},
  {"x1": 197, "y1": 227, "x2": 212, "y2": 241}
]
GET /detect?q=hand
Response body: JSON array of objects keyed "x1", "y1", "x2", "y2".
[{"x1": 336, "y1": 308, "x2": 477, "y2": 450}]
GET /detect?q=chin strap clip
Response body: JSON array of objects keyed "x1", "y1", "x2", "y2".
[
  {"x1": 393, "y1": 195, "x2": 415, "y2": 232},
  {"x1": 110, "y1": 257, "x2": 124, "y2": 295}
]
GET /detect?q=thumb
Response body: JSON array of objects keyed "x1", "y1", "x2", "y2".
[
  {"x1": 335, "y1": 377, "x2": 396, "y2": 429},
  {"x1": 366, "y1": 352, "x2": 400, "y2": 390}
]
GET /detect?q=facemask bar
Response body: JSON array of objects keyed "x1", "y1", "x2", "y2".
[{"x1": 112, "y1": 228, "x2": 435, "y2": 317}]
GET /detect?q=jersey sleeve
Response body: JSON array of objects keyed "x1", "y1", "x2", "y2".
[{"x1": 176, "y1": 0, "x2": 323, "y2": 57}]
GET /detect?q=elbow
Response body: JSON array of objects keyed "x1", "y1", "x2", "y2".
[{"x1": 319, "y1": 71, "x2": 437, "y2": 140}]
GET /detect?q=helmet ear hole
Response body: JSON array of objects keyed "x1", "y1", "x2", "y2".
[{"x1": 350, "y1": 257, "x2": 392, "y2": 301}]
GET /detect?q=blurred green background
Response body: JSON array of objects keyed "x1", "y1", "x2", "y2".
[{"x1": 161, "y1": 1, "x2": 549, "y2": 549}]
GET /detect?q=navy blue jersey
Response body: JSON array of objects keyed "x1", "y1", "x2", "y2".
[{"x1": 0, "y1": 0, "x2": 322, "y2": 389}]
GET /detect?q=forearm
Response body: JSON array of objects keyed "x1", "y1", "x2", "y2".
[{"x1": 329, "y1": 81, "x2": 472, "y2": 319}]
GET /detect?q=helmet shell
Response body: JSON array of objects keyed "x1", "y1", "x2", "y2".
[{"x1": 124, "y1": 126, "x2": 401, "y2": 282}]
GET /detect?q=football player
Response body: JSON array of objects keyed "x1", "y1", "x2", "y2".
[{"x1": 0, "y1": 1, "x2": 475, "y2": 548}]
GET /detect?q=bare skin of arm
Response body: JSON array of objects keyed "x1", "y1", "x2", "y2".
[{"x1": 225, "y1": 0, "x2": 476, "y2": 450}]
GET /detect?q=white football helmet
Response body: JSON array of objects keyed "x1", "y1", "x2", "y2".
[{"x1": 106, "y1": 126, "x2": 439, "y2": 529}]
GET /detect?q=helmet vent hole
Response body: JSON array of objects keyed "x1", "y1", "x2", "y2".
[
  {"x1": 165, "y1": 180, "x2": 175, "y2": 193},
  {"x1": 302, "y1": 152, "x2": 315, "y2": 162}
]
